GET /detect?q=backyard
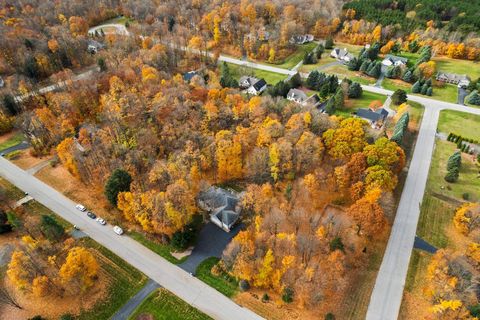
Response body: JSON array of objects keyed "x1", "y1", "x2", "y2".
[
  {"x1": 322, "y1": 65, "x2": 376, "y2": 85},
  {"x1": 264, "y1": 42, "x2": 317, "y2": 69},
  {"x1": 225, "y1": 62, "x2": 288, "y2": 85}
]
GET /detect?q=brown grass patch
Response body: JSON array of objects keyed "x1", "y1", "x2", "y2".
[
  {"x1": 0, "y1": 131, "x2": 18, "y2": 145},
  {"x1": 10, "y1": 149, "x2": 49, "y2": 170}
]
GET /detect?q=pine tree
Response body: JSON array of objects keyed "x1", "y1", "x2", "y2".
[
  {"x1": 420, "y1": 83, "x2": 429, "y2": 95},
  {"x1": 348, "y1": 82, "x2": 363, "y2": 98},
  {"x1": 325, "y1": 98, "x2": 336, "y2": 115},
  {"x1": 426, "y1": 86, "x2": 433, "y2": 96},
  {"x1": 411, "y1": 81, "x2": 421, "y2": 93},
  {"x1": 359, "y1": 59, "x2": 370, "y2": 72},
  {"x1": 402, "y1": 70, "x2": 414, "y2": 83}
]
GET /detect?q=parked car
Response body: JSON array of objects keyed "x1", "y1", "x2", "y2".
[
  {"x1": 86, "y1": 211, "x2": 97, "y2": 219},
  {"x1": 75, "y1": 204, "x2": 86, "y2": 212},
  {"x1": 113, "y1": 226, "x2": 123, "y2": 235},
  {"x1": 96, "y1": 217, "x2": 106, "y2": 225}
]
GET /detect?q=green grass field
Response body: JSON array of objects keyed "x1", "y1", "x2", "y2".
[
  {"x1": 267, "y1": 42, "x2": 317, "y2": 69},
  {"x1": 129, "y1": 231, "x2": 186, "y2": 264},
  {"x1": 129, "y1": 289, "x2": 212, "y2": 320},
  {"x1": 195, "y1": 257, "x2": 238, "y2": 298},
  {"x1": 322, "y1": 65, "x2": 376, "y2": 85},
  {"x1": 0, "y1": 132, "x2": 24, "y2": 151},
  {"x1": 299, "y1": 56, "x2": 337, "y2": 72},
  {"x1": 438, "y1": 109, "x2": 480, "y2": 140},
  {"x1": 382, "y1": 78, "x2": 458, "y2": 103},
  {"x1": 433, "y1": 56, "x2": 480, "y2": 80},
  {"x1": 225, "y1": 63, "x2": 288, "y2": 85}
]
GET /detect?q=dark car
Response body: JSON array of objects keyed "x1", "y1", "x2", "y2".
[{"x1": 87, "y1": 211, "x2": 97, "y2": 219}]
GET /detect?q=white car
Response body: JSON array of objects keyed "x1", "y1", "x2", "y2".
[
  {"x1": 75, "y1": 204, "x2": 86, "y2": 212},
  {"x1": 96, "y1": 217, "x2": 106, "y2": 225},
  {"x1": 113, "y1": 226, "x2": 124, "y2": 235}
]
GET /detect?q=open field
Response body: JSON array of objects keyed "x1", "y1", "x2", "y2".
[
  {"x1": 300, "y1": 56, "x2": 337, "y2": 72},
  {"x1": 382, "y1": 78, "x2": 458, "y2": 104},
  {"x1": 195, "y1": 257, "x2": 239, "y2": 298},
  {"x1": 129, "y1": 288, "x2": 212, "y2": 320},
  {"x1": 322, "y1": 65, "x2": 376, "y2": 85},
  {"x1": 265, "y1": 42, "x2": 317, "y2": 70},
  {"x1": 438, "y1": 109, "x2": 480, "y2": 140},
  {"x1": 226, "y1": 63, "x2": 288, "y2": 85},
  {"x1": 433, "y1": 56, "x2": 480, "y2": 80}
]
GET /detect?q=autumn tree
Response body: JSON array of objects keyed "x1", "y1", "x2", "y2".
[
  {"x1": 59, "y1": 247, "x2": 99, "y2": 292},
  {"x1": 105, "y1": 169, "x2": 132, "y2": 206}
]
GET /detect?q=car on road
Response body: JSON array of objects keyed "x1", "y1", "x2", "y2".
[
  {"x1": 113, "y1": 226, "x2": 123, "y2": 235},
  {"x1": 96, "y1": 217, "x2": 106, "y2": 225},
  {"x1": 86, "y1": 211, "x2": 97, "y2": 219},
  {"x1": 75, "y1": 204, "x2": 86, "y2": 212}
]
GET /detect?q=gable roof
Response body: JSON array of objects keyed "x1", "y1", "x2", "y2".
[
  {"x1": 287, "y1": 88, "x2": 308, "y2": 101},
  {"x1": 384, "y1": 54, "x2": 408, "y2": 64},
  {"x1": 357, "y1": 108, "x2": 384, "y2": 122},
  {"x1": 436, "y1": 72, "x2": 470, "y2": 82},
  {"x1": 183, "y1": 71, "x2": 198, "y2": 82},
  {"x1": 239, "y1": 76, "x2": 259, "y2": 88},
  {"x1": 253, "y1": 78, "x2": 267, "y2": 91}
]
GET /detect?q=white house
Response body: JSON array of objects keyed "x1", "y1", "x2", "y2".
[
  {"x1": 287, "y1": 88, "x2": 308, "y2": 104},
  {"x1": 239, "y1": 76, "x2": 259, "y2": 89},
  {"x1": 246, "y1": 78, "x2": 267, "y2": 95},
  {"x1": 330, "y1": 48, "x2": 354, "y2": 62},
  {"x1": 436, "y1": 72, "x2": 471, "y2": 88},
  {"x1": 197, "y1": 187, "x2": 241, "y2": 232},
  {"x1": 381, "y1": 54, "x2": 408, "y2": 67}
]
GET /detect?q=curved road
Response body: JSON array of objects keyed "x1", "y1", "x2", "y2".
[{"x1": 88, "y1": 23, "x2": 130, "y2": 36}]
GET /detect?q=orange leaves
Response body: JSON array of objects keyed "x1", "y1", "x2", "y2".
[
  {"x1": 347, "y1": 191, "x2": 386, "y2": 238},
  {"x1": 188, "y1": 36, "x2": 203, "y2": 50},
  {"x1": 68, "y1": 16, "x2": 88, "y2": 36},
  {"x1": 47, "y1": 39, "x2": 59, "y2": 53},
  {"x1": 59, "y1": 247, "x2": 99, "y2": 291},
  {"x1": 7, "y1": 251, "x2": 31, "y2": 291},
  {"x1": 453, "y1": 202, "x2": 478, "y2": 235},
  {"x1": 141, "y1": 65, "x2": 159, "y2": 83},
  {"x1": 56, "y1": 137, "x2": 79, "y2": 177},
  {"x1": 323, "y1": 118, "x2": 366, "y2": 160},
  {"x1": 215, "y1": 130, "x2": 243, "y2": 182}
]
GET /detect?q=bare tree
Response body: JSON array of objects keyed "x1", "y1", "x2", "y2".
[{"x1": 0, "y1": 281, "x2": 22, "y2": 310}]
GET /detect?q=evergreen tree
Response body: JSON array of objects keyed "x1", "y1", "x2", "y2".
[
  {"x1": 105, "y1": 169, "x2": 132, "y2": 206},
  {"x1": 1, "y1": 94, "x2": 19, "y2": 116},
  {"x1": 334, "y1": 88, "x2": 344, "y2": 110},
  {"x1": 348, "y1": 82, "x2": 363, "y2": 98},
  {"x1": 306, "y1": 71, "x2": 320, "y2": 89},
  {"x1": 288, "y1": 73, "x2": 302, "y2": 88},
  {"x1": 359, "y1": 59, "x2": 370, "y2": 72},
  {"x1": 402, "y1": 70, "x2": 414, "y2": 83},
  {"x1": 347, "y1": 57, "x2": 359, "y2": 71},
  {"x1": 219, "y1": 62, "x2": 237, "y2": 88},
  {"x1": 420, "y1": 83, "x2": 429, "y2": 95},
  {"x1": 325, "y1": 37, "x2": 334, "y2": 49},
  {"x1": 325, "y1": 98, "x2": 336, "y2": 115},
  {"x1": 411, "y1": 81, "x2": 421, "y2": 93},
  {"x1": 367, "y1": 61, "x2": 381, "y2": 78},
  {"x1": 41, "y1": 215, "x2": 65, "y2": 241},
  {"x1": 391, "y1": 89, "x2": 407, "y2": 105},
  {"x1": 467, "y1": 90, "x2": 480, "y2": 105},
  {"x1": 315, "y1": 44, "x2": 324, "y2": 59},
  {"x1": 426, "y1": 86, "x2": 433, "y2": 96}
]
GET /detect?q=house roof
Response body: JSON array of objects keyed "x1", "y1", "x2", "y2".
[
  {"x1": 287, "y1": 88, "x2": 308, "y2": 101},
  {"x1": 436, "y1": 72, "x2": 470, "y2": 82},
  {"x1": 252, "y1": 78, "x2": 267, "y2": 91},
  {"x1": 215, "y1": 210, "x2": 239, "y2": 227},
  {"x1": 183, "y1": 71, "x2": 198, "y2": 82},
  {"x1": 239, "y1": 76, "x2": 259, "y2": 87},
  {"x1": 87, "y1": 39, "x2": 105, "y2": 49},
  {"x1": 356, "y1": 108, "x2": 386, "y2": 122},
  {"x1": 384, "y1": 54, "x2": 408, "y2": 64}
]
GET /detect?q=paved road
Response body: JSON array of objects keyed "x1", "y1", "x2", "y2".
[
  {"x1": 112, "y1": 279, "x2": 160, "y2": 320},
  {"x1": 0, "y1": 158, "x2": 263, "y2": 320},
  {"x1": 0, "y1": 141, "x2": 29, "y2": 155},
  {"x1": 364, "y1": 86, "x2": 480, "y2": 320}
]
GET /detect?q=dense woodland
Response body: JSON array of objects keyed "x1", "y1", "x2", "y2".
[{"x1": 1, "y1": 0, "x2": 476, "y2": 316}]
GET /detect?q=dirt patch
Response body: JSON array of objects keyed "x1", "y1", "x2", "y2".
[
  {"x1": 0, "y1": 131, "x2": 18, "y2": 145},
  {"x1": 34, "y1": 165, "x2": 121, "y2": 224},
  {"x1": 11, "y1": 149, "x2": 49, "y2": 170}
]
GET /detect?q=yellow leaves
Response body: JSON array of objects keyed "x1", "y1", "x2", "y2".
[
  {"x1": 141, "y1": 37, "x2": 153, "y2": 49},
  {"x1": 188, "y1": 36, "x2": 203, "y2": 50},
  {"x1": 303, "y1": 112, "x2": 311, "y2": 126},
  {"x1": 47, "y1": 39, "x2": 59, "y2": 53},
  {"x1": 277, "y1": 233, "x2": 295, "y2": 242},
  {"x1": 323, "y1": 118, "x2": 366, "y2": 160},
  {"x1": 453, "y1": 202, "x2": 477, "y2": 235},
  {"x1": 164, "y1": 201, "x2": 184, "y2": 231},
  {"x1": 213, "y1": 15, "x2": 222, "y2": 44},
  {"x1": 256, "y1": 117, "x2": 283, "y2": 146},
  {"x1": 141, "y1": 65, "x2": 159, "y2": 83},
  {"x1": 254, "y1": 249, "x2": 275, "y2": 288},
  {"x1": 429, "y1": 299, "x2": 462, "y2": 314},
  {"x1": 372, "y1": 25, "x2": 382, "y2": 41},
  {"x1": 394, "y1": 103, "x2": 410, "y2": 122},
  {"x1": 32, "y1": 276, "x2": 49, "y2": 297},
  {"x1": 7, "y1": 251, "x2": 31, "y2": 290},
  {"x1": 268, "y1": 48, "x2": 276, "y2": 63},
  {"x1": 56, "y1": 137, "x2": 79, "y2": 177},
  {"x1": 467, "y1": 243, "x2": 480, "y2": 265},
  {"x1": 316, "y1": 225, "x2": 326, "y2": 239},
  {"x1": 117, "y1": 191, "x2": 135, "y2": 221},
  {"x1": 68, "y1": 16, "x2": 88, "y2": 36},
  {"x1": 60, "y1": 247, "x2": 99, "y2": 291},
  {"x1": 58, "y1": 14, "x2": 67, "y2": 25},
  {"x1": 215, "y1": 130, "x2": 243, "y2": 181},
  {"x1": 269, "y1": 142, "x2": 280, "y2": 181},
  {"x1": 22, "y1": 235, "x2": 38, "y2": 250},
  {"x1": 254, "y1": 215, "x2": 263, "y2": 234}
]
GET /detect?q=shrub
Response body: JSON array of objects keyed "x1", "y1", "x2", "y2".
[
  {"x1": 61, "y1": 314, "x2": 75, "y2": 320},
  {"x1": 282, "y1": 287, "x2": 294, "y2": 303},
  {"x1": 262, "y1": 293, "x2": 270, "y2": 302},
  {"x1": 329, "y1": 237, "x2": 345, "y2": 252},
  {"x1": 463, "y1": 193, "x2": 470, "y2": 200},
  {"x1": 391, "y1": 89, "x2": 407, "y2": 105},
  {"x1": 171, "y1": 228, "x2": 195, "y2": 250},
  {"x1": 40, "y1": 215, "x2": 64, "y2": 241},
  {"x1": 325, "y1": 313, "x2": 336, "y2": 320},
  {"x1": 239, "y1": 279, "x2": 250, "y2": 291},
  {"x1": 469, "y1": 304, "x2": 480, "y2": 317},
  {"x1": 104, "y1": 169, "x2": 132, "y2": 206}
]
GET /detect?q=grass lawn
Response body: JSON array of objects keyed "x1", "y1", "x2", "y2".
[
  {"x1": 433, "y1": 56, "x2": 480, "y2": 80},
  {"x1": 225, "y1": 63, "x2": 288, "y2": 85},
  {"x1": 129, "y1": 231, "x2": 186, "y2": 264},
  {"x1": 266, "y1": 42, "x2": 317, "y2": 70},
  {"x1": 129, "y1": 289, "x2": 212, "y2": 320},
  {"x1": 333, "y1": 42, "x2": 365, "y2": 56},
  {"x1": 338, "y1": 91, "x2": 387, "y2": 118},
  {"x1": 382, "y1": 78, "x2": 458, "y2": 104},
  {"x1": 299, "y1": 56, "x2": 337, "y2": 72},
  {"x1": 322, "y1": 65, "x2": 376, "y2": 85},
  {"x1": 79, "y1": 238, "x2": 148, "y2": 320},
  {"x1": 0, "y1": 132, "x2": 24, "y2": 151},
  {"x1": 101, "y1": 15, "x2": 134, "y2": 26},
  {"x1": 438, "y1": 109, "x2": 480, "y2": 140},
  {"x1": 195, "y1": 257, "x2": 238, "y2": 298}
]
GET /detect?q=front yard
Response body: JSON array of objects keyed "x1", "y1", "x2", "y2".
[{"x1": 225, "y1": 63, "x2": 288, "y2": 85}]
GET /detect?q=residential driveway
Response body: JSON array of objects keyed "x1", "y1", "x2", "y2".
[
  {"x1": 0, "y1": 141, "x2": 29, "y2": 155},
  {"x1": 316, "y1": 60, "x2": 342, "y2": 71},
  {"x1": 413, "y1": 236, "x2": 437, "y2": 254},
  {"x1": 112, "y1": 279, "x2": 160, "y2": 320},
  {"x1": 458, "y1": 87, "x2": 468, "y2": 105},
  {"x1": 180, "y1": 222, "x2": 242, "y2": 274}
]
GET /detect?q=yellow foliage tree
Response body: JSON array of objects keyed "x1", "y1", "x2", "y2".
[
  {"x1": 254, "y1": 249, "x2": 275, "y2": 288},
  {"x1": 56, "y1": 137, "x2": 79, "y2": 177},
  {"x1": 59, "y1": 247, "x2": 99, "y2": 292}
]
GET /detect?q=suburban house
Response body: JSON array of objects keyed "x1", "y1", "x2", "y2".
[
  {"x1": 287, "y1": 88, "x2": 308, "y2": 104},
  {"x1": 436, "y1": 72, "x2": 471, "y2": 88},
  {"x1": 197, "y1": 186, "x2": 241, "y2": 232},
  {"x1": 356, "y1": 107, "x2": 389, "y2": 128},
  {"x1": 183, "y1": 70, "x2": 199, "y2": 82},
  {"x1": 239, "y1": 76, "x2": 259, "y2": 89},
  {"x1": 87, "y1": 40, "x2": 105, "y2": 54},
  {"x1": 246, "y1": 78, "x2": 267, "y2": 95},
  {"x1": 381, "y1": 54, "x2": 408, "y2": 67},
  {"x1": 289, "y1": 34, "x2": 314, "y2": 45},
  {"x1": 330, "y1": 48, "x2": 354, "y2": 62}
]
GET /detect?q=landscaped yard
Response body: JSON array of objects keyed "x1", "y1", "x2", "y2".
[
  {"x1": 225, "y1": 62, "x2": 288, "y2": 85},
  {"x1": 299, "y1": 56, "x2": 337, "y2": 72},
  {"x1": 129, "y1": 231, "x2": 186, "y2": 264},
  {"x1": 0, "y1": 131, "x2": 24, "y2": 151},
  {"x1": 129, "y1": 289, "x2": 212, "y2": 320},
  {"x1": 195, "y1": 257, "x2": 238, "y2": 298},
  {"x1": 265, "y1": 42, "x2": 317, "y2": 70},
  {"x1": 382, "y1": 78, "x2": 458, "y2": 104},
  {"x1": 322, "y1": 65, "x2": 376, "y2": 85},
  {"x1": 438, "y1": 109, "x2": 480, "y2": 140}
]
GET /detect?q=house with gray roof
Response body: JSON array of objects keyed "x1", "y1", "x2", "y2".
[
  {"x1": 247, "y1": 78, "x2": 267, "y2": 95},
  {"x1": 239, "y1": 76, "x2": 259, "y2": 89},
  {"x1": 289, "y1": 34, "x2": 314, "y2": 45},
  {"x1": 436, "y1": 72, "x2": 471, "y2": 88},
  {"x1": 183, "y1": 71, "x2": 199, "y2": 82},
  {"x1": 87, "y1": 39, "x2": 105, "y2": 54},
  {"x1": 330, "y1": 48, "x2": 354, "y2": 62},
  {"x1": 356, "y1": 107, "x2": 389, "y2": 128},
  {"x1": 197, "y1": 187, "x2": 241, "y2": 232},
  {"x1": 381, "y1": 54, "x2": 408, "y2": 67},
  {"x1": 287, "y1": 88, "x2": 308, "y2": 104}
]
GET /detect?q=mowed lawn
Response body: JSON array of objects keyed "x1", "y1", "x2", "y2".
[
  {"x1": 0, "y1": 131, "x2": 24, "y2": 150},
  {"x1": 129, "y1": 289, "x2": 212, "y2": 320},
  {"x1": 225, "y1": 62, "x2": 288, "y2": 85},
  {"x1": 438, "y1": 109, "x2": 480, "y2": 140},
  {"x1": 433, "y1": 56, "x2": 480, "y2": 80},
  {"x1": 382, "y1": 78, "x2": 458, "y2": 104},
  {"x1": 266, "y1": 42, "x2": 318, "y2": 69},
  {"x1": 195, "y1": 257, "x2": 238, "y2": 298},
  {"x1": 322, "y1": 65, "x2": 376, "y2": 85}
]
